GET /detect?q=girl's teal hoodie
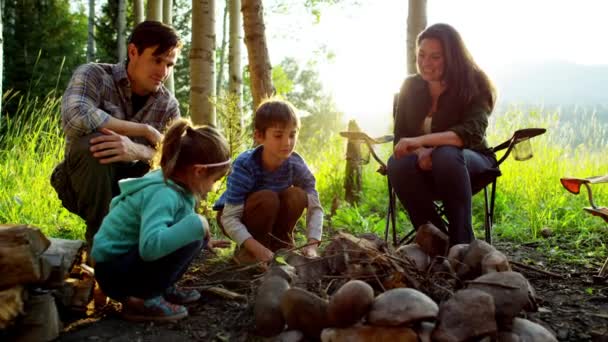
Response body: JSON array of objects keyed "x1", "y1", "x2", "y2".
[{"x1": 91, "y1": 169, "x2": 206, "y2": 263}]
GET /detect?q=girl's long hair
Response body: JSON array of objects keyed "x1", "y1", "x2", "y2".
[{"x1": 160, "y1": 119, "x2": 230, "y2": 181}]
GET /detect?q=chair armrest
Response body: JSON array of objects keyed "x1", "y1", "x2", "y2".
[
  {"x1": 340, "y1": 131, "x2": 394, "y2": 169},
  {"x1": 561, "y1": 176, "x2": 607, "y2": 209},
  {"x1": 493, "y1": 128, "x2": 546, "y2": 165}
]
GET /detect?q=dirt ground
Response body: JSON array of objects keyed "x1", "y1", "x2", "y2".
[{"x1": 54, "y1": 239, "x2": 608, "y2": 342}]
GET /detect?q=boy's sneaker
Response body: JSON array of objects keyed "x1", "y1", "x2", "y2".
[
  {"x1": 164, "y1": 285, "x2": 201, "y2": 304},
  {"x1": 122, "y1": 296, "x2": 188, "y2": 322}
]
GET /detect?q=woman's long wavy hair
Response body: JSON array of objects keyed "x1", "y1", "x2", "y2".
[{"x1": 418, "y1": 23, "x2": 496, "y2": 111}]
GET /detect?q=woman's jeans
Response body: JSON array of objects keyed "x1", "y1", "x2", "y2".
[
  {"x1": 95, "y1": 240, "x2": 205, "y2": 300},
  {"x1": 387, "y1": 146, "x2": 495, "y2": 245}
]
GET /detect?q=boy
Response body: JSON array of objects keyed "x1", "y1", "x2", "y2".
[{"x1": 214, "y1": 99, "x2": 324, "y2": 263}]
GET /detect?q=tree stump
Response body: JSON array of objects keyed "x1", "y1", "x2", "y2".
[{"x1": 344, "y1": 120, "x2": 363, "y2": 204}]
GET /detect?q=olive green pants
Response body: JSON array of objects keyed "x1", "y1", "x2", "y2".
[{"x1": 51, "y1": 133, "x2": 149, "y2": 249}]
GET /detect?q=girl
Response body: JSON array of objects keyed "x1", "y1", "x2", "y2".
[{"x1": 91, "y1": 119, "x2": 231, "y2": 322}]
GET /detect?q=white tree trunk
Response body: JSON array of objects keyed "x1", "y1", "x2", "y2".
[
  {"x1": 216, "y1": 1, "x2": 229, "y2": 98},
  {"x1": 163, "y1": 0, "x2": 174, "y2": 93},
  {"x1": 407, "y1": 0, "x2": 427, "y2": 75},
  {"x1": 117, "y1": 0, "x2": 127, "y2": 62},
  {"x1": 190, "y1": 0, "x2": 216, "y2": 126},
  {"x1": 0, "y1": 1, "x2": 3, "y2": 114},
  {"x1": 147, "y1": 0, "x2": 163, "y2": 21},
  {"x1": 87, "y1": 0, "x2": 95, "y2": 62},
  {"x1": 134, "y1": 0, "x2": 145, "y2": 24},
  {"x1": 242, "y1": 0, "x2": 273, "y2": 109},
  {"x1": 228, "y1": 0, "x2": 242, "y2": 111}
]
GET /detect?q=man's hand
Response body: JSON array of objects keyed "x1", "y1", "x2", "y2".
[
  {"x1": 301, "y1": 238, "x2": 320, "y2": 257},
  {"x1": 143, "y1": 125, "x2": 163, "y2": 146},
  {"x1": 394, "y1": 137, "x2": 423, "y2": 159},
  {"x1": 415, "y1": 147, "x2": 433, "y2": 171},
  {"x1": 90, "y1": 128, "x2": 146, "y2": 164}
]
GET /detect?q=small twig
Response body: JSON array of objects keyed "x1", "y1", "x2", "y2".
[
  {"x1": 510, "y1": 260, "x2": 564, "y2": 279},
  {"x1": 373, "y1": 272, "x2": 386, "y2": 292},
  {"x1": 203, "y1": 286, "x2": 247, "y2": 301},
  {"x1": 206, "y1": 261, "x2": 266, "y2": 277}
]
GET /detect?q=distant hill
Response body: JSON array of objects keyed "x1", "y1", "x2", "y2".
[{"x1": 492, "y1": 61, "x2": 608, "y2": 107}]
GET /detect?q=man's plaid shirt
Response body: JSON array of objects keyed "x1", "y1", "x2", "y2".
[{"x1": 61, "y1": 62, "x2": 180, "y2": 148}]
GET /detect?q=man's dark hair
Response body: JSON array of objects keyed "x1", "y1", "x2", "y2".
[{"x1": 127, "y1": 21, "x2": 182, "y2": 59}]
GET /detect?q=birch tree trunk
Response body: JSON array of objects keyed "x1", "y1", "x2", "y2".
[
  {"x1": 406, "y1": 0, "x2": 427, "y2": 75},
  {"x1": 241, "y1": 0, "x2": 273, "y2": 109},
  {"x1": 190, "y1": 0, "x2": 216, "y2": 126},
  {"x1": 147, "y1": 0, "x2": 163, "y2": 21},
  {"x1": 163, "y1": 0, "x2": 174, "y2": 93},
  {"x1": 134, "y1": 0, "x2": 145, "y2": 24},
  {"x1": 228, "y1": 0, "x2": 242, "y2": 112},
  {"x1": 117, "y1": 0, "x2": 126, "y2": 62},
  {"x1": 87, "y1": 0, "x2": 95, "y2": 62},
  {"x1": 216, "y1": 0, "x2": 229, "y2": 98},
  {"x1": 0, "y1": 1, "x2": 3, "y2": 114}
]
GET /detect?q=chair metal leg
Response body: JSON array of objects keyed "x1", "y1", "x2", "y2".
[
  {"x1": 390, "y1": 187, "x2": 397, "y2": 246},
  {"x1": 384, "y1": 179, "x2": 397, "y2": 246},
  {"x1": 484, "y1": 180, "x2": 497, "y2": 244}
]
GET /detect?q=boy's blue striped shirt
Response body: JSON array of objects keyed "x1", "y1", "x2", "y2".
[{"x1": 213, "y1": 146, "x2": 317, "y2": 210}]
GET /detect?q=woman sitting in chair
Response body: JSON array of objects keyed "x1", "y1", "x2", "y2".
[{"x1": 387, "y1": 23, "x2": 497, "y2": 246}]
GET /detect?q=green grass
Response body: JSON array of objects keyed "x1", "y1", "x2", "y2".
[
  {"x1": 1, "y1": 93, "x2": 606, "y2": 266},
  {"x1": 0, "y1": 92, "x2": 85, "y2": 239}
]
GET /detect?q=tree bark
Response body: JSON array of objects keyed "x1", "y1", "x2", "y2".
[
  {"x1": 87, "y1": 0, "x2": 95, "y2": 62},
  {"x1": 0, "y1": 1, "x2": 3, "y2": 114},
  {"x1": 241, "y1": 0, "x2": 273, "y2": 109},
  {"x1": 190, "y1": 0, "x2": 216, "y2": 126},
  {"x1": 406, "y1": 0, "x2": 427, "y2": 75},
  {"x1": 117, "y1": 0, "x2": 126, "y2": 62},
  {"x1": 228, "y1": 0, "x2": 242, "y2": 101},
  {"x1": 134, "y1": 0, "x2": 145, "y2": 24},
  {"x1": 163, "y1": 0, "x2": 175, "y2": 93},
  {"x1": 216, "y1": 0, "x2": 229, "y2": 98},
  {"x1": 147, "y1": 0, "x2": 163, "y2": 21}
]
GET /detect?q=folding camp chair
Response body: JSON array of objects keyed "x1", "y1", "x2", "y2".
[
  {"x1": 560, "y1": 175, "x2": 608, "y2": 278},
  {"x1": 340, "y1": 127, "x2": 546, "y2": 247}
]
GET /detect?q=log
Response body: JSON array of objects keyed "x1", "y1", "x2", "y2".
[
  {"x1": 56, "y1": 277, "x2": 95, "y2": 310},
  {"x1": 38, "y1": 253, "x2": 65, "y2": 288},
  {"x1": 0, "y1": 286, "x2": 25, "y2": 329},
  {"x1": 0, "y1": 224, "x2": 51, "y2": 255},
  {"x1": 13, "y1": 293, "x2": 62, "y2": 342},
  {"x1": 45, "y1": 238, "x2": 85, "y2": 274},
  {"x1": 0, "y1": 243, "x2": 42, "y2": 289},
  {"x1": 0, "y1": 225, "x2": 52, "y2": 288}
]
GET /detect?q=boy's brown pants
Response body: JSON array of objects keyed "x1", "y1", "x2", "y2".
[{"x1": 217, "y1": 187, "x2": 308, "y2": 251}]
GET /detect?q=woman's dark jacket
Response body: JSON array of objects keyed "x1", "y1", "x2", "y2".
[{"x1": 393, "y1": 74, "x2": 494, "y2": 156}]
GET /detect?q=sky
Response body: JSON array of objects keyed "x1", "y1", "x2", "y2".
[{"x1": 264, "y1": 0, "x2": 608, "y2": 135}]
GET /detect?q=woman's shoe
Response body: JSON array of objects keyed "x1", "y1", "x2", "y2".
[{"x1": 121, "y1": 296, "x2": 188, "y2": 322}]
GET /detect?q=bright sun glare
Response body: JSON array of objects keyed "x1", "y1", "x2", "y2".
[{"x1": 266, "y1": 0, "x2": 608, "y2": 136}]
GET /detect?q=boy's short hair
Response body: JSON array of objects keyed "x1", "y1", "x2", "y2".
[
  {"x1": 254, "y1": 99, "x2": 301, "y2": 134},
  {"x1": 128, "y1": 21, "x2": 183, "y2": 58}
]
